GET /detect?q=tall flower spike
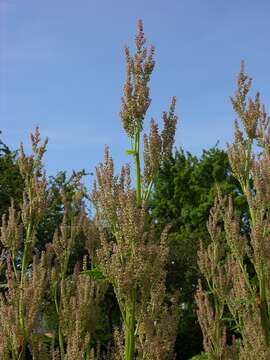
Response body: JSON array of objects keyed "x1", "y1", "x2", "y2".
[
  {"x1": 231, "y1": 61, "x2": 262, "y2": 140},
  {"x1": 161, "y1": 96, "x2": 178, "y2": 157},
  {"x1": 93, "y1": 20, "x2": 179, "y2": 359},
  {"x1": 149, "y1": 119, "x2": 162, "y2": 175},
  {"x1": 120, "y1": 20, "x2": 155, "y2": 138},
  {"x1": 197, "y1": 64, "x2": 270, "y2": 359},
  {"x1": 18, "y1": 126, "x2": 48, "y2": 178}
]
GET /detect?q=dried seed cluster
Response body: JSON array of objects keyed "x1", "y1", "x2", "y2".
[
  {"x1": 196, "y1": 63, "x2": 270, "y2": 359},
  {"x1": 92, "y1": 20, "x2": 179, "y2": 359},
  {"x1": 0, "y1": 129, "x2": 104, "y2": 359}
]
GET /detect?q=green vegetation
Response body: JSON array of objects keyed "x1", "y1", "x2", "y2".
[
  {"x1": 196, "y1": 62, "x2": 270, "y2": 360},
  {"x1": 150, "y1": 147, "x2": 245, "y2": 359},
  {"x1": 0, "y1": 21, "x2": 268, "y2": 360}
]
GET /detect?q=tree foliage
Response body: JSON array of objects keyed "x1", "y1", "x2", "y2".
[
  {"x1": 0, "y1": 22, "x2": 265, "y2": 360},
  {"x1": 0, "y1": 133, "x2": 24, "y2": 219}
]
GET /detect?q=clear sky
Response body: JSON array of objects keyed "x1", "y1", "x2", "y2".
[{"x1": 1, "y1": 0, "x2": 270, "y2": 183}]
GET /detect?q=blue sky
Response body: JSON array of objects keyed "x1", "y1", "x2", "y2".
[{"x1": 1, "y1": 0, "x2": 270, "y2": 183}]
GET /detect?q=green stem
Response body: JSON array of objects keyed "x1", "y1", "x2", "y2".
[
  {"x1": 18, "y1": 342, "x2": 26, "y2": 360},
  {"x1": 19, "y1": 226, "x2": 31, "y2": 324},
  {"x1": 62, "y1": 247, "x2": 70, "y2": 280},
  {"x1": 54, "y1": 283, "x2": 65, "y2": 359},
  {"x1": 143, "y1": 179, "x2": 153, "y2": 202},
  {"x1": 18, "y1": 220, "x2": 33, "y2": 360},
  {"x1": 21, "y1": 225, "x2": 31, "y2": 278},
  {"x1": 124, "y1": 291, "x2": 136, "y2": 360},
  {"x1": 57, "y1": 249, "x2": 71, "y2": 359},
  {"x1": 238, "y1": 259, "x2": 254, "y2": 296},
  {"x1": 259, "y1": 271, "x2": 269, "y2": 345},
  {"x1": 11, "y1": 250, "x2": 18, "y2": 281},
  {"x1": 17, "y1": 177, "x2": 34, "y2": 359},
  {"x1": 11, "y1": 349, "x2": 16, "y2": 360},
  {"x1": 134, "y1": 130, "x2": 142, "y2": 206},
  {"x1": 123, "y1": 127, "x2": 142, "y2": 360},
  {"x1": 58, "y1": 326, "x2": 65, "y2": 359}
]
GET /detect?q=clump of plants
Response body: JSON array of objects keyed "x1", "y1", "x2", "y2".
[
  {"x1": 0, "y1": 21, "x2": 180, "y2": 360},
  {"x1": 196, "y1": 62, "x2": 270, "y2": 359},
  {"x1": 91, "y1": 20, "x2": 179, "y2": 359},
  {"x1": 0, "y1": 128, "x2": 105, "y2": 359}
]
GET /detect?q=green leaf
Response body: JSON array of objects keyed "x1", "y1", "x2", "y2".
[
  {"x1": 81, "y1": 268, "x2": 106, "y2": 281},
  {"x1": 189, "y1": 353, "x2": 208, "y2": 360},
  {"x1": 126, "y1": 149, "x2": 137, "y2": 155}
]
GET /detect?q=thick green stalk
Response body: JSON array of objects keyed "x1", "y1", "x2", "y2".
[
  {"x1": 124, "y1": 291, "x2": 136, "y2": 360},
  {"x1": 11, "y1": 250, "x2": 18, "y2": 281},
  {"x1": 58, "y1": 326, "x2": 65, "y2": 359},
  {"x1": 61, "y1": 247, "x2": 70, "y2": 280},
  {"x1": 123, "y1": 128, "x2": 142, "y2": 360},
  {"x1": 18, "y1": 219, "x2": 33, "y2": 360},
  {"x1": 54, "y1": 282, "x2": 65, "y2": 359},
  {"x1": 19, "y1": 221, "x2": 32, "y2": 328},
  {"x1": 134, "y1": 130, "x2": 142, "y2": 206},
  {"x1": 259, "y1": 272, "x2": 269, "y2": 345},
  {"x1": 58, "y1": 252, "x2": 70, "y2": 360},
  {"x1": 17, "y1": 177, "x2": 34, "y2": 360}
]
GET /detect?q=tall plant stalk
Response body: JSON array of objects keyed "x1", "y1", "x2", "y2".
[
  {"x1": 196, "y1": 62, "x2": 270, "y2": 359},
  {"x1": 17, "y1": 130, "x2": 48, "y2": 360},
  {"x1": 47, "y1": 179, "x2": 106, "y2": 360},
  {"x1": 92, "y1": 20, "x2": 179, "y2": 360},
  {"x1": 0, "y1": 129, "x2": 104, "y2": 359},
  {"x1": 0, "y1": 128, "x2": 48, "y2": 360}
]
